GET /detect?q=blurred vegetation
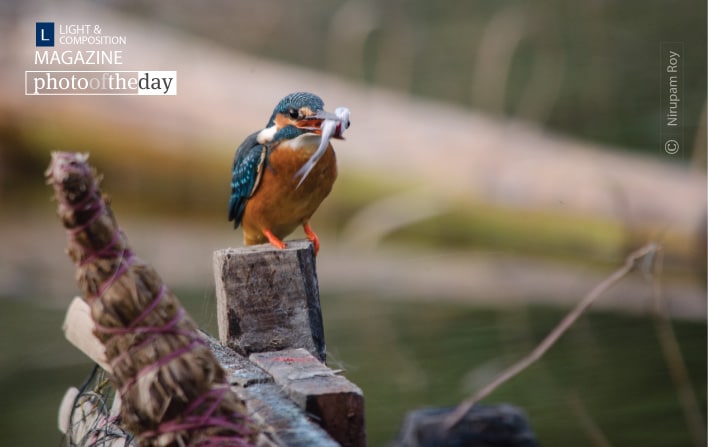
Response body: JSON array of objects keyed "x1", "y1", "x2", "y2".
[
  {"x1": 110, "y1": 0, "x2": 707, "y2": 155},
  {"x1": 2, "y1": 1, "x2": 704, "y2": 270}
]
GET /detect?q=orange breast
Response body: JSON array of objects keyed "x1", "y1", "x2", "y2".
[{"x1": 241, "y1": 142, "x2": 337, "y2": 245}]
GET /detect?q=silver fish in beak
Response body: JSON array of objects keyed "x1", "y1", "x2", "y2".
[{"x1": 294, "y1": 106, "x2": 350, "y2": 189}]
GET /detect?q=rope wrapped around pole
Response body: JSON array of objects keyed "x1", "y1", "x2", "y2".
[{"x1": 47, "y1": 152, "x2": 260, "y2": 447}]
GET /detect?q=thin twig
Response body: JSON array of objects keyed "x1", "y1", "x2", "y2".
[
  {"x1": 567, "y1": 392, "x2": 613, "y2": 447},
  {"x1": 443, "y1": 242, "x2": 660, "y2": 431},
  {"x1": 647, "y1": 247, "x2": 706, "y2": 447}
]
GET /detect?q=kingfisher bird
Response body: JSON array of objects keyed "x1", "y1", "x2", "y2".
[{"x1": 228, "y1": 92, "x2": 350, "y2": 255}]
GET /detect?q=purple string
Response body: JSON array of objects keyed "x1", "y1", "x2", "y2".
[
  {"x1": 89, "y1": 249, "x2": 135, "y2": 300},
  {"x1": 55, "y1": 162, "x2": 125, "y2": 271},
  {"x1": 64, "y1": 179, "x2": 99, "y2": 212},
  {"x1": 94, "y1": 284, "x2": 168, "y2": 335},
  {"x1": 56, "y1": 157, "x2": 253, "y2": 446},
  {"x1": 58, "y1": 168, "x2": 133, "y2": 298},
  {"x1": 68, "y1": 200, "x2": 105, "y2": 236},
  {"x1": 77, "y1": 226, "x2": 123, "y2": 267},
  {"x1": 110, "y1": 333, "x2": 161, "y2": 367},
  {"x1": 139, "y1": 386, "x2": 253, "y2": 446},
  {"x1": 195, "y1": 436, "x2": 253, "y2": 447},
  {"x1": 183, "y1": 384, "x2": 223, "y2": 415},
  {"x1": 119, "y1": 339, "x2": 203, "y2": 396}
]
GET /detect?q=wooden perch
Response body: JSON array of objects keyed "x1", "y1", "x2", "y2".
[
  {"x1": 63, "y1": 298, "x2": 345, "y2": 447},
  {"x1": 213, "y1": 242, "x2": 326, "y2": 362},
  {"x1": 214, "y1": 243, "x2": 366, "y2": 446},
  {"x1": 53, "y1": 152, "x2": 366, "y2": 446},
  {"x1": 203, "y1": 335, "x2": 341, "y2": 447},
  {"x1": 251, "y1": 349, "x2": 365, "y2": 447}
]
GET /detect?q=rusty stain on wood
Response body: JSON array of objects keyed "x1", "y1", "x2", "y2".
[
  {"x1": 201, "y1": 335, "x2": 340, "y2": 446},
  {"x1": 251, "y1": 349, "x2": 366, "y2": 447}
]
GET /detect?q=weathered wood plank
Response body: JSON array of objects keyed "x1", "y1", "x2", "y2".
[
  {"x1": 213, "y1": 241, "x2": 326, "y2": 361},
  {"x1": 198, "y1": 336, "x2": 344, "y2": 446},
  {"x1": 238, "y1": 383, "x2": 340, "y2": 447},
  {"x1": 63, "y1": 299, "x2": 342, "y2": 446},
  {"x1": 201, "y1": 330, "x2": 273, "y2": 388},
  {"x1": 251, "y1": 349, "x2": 366, "y2": 447}
]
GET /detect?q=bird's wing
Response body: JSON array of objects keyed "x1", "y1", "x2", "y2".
[{"x1": 228, "y1": 131, "x2": 268, "y2": 228}]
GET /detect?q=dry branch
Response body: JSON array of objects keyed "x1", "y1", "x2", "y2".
[
  {"x1": 47, "y1": 152, "x2": 259, "y2": 447},
  {"x1": 647, "y1": 248, "x2": 706, "y2": 447},
  {"x1": 444, "y1": 242, "x2": 660, "y2": 431}
]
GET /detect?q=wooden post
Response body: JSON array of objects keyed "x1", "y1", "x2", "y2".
[
  {"x1": 60, "y1": 243, "x2": 366, "y2": 447},
  {"x1": 251, "y1": 349, "x2": 366, "y2": 447},
  {"x1": 201, "y1": 335, "x2": 340, "y2": 447},
  {"x1": 62, "y1": 297, "x2": 343, "y2": 446},
  {"x1": 213, "y1": 241, "x2": 366, "y2": 446},
  {"x1": 63, "y1": 245, "x2": 367, "y2": 446},
  {"x1": 213, "y1": 240, "x2": 326, "y2": 361}
]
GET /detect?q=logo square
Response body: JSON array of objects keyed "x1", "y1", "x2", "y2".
[{"x1": 36, "y1": 22, "x2": 55, "y2": 47}]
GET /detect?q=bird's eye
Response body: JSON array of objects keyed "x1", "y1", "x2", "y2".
[{"x1": 287, "y1": 108, "x2": 299, "y2": 119}]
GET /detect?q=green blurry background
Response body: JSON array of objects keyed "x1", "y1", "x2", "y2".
[{"x1": 0, "y1": 1, "x2": 706, "y2": 446}]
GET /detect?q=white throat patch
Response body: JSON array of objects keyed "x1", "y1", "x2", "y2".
[{"x1": 256, "y1": 125, "x2": 277, "y2": 144}]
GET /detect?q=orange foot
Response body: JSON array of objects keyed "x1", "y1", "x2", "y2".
[
  {"x1": 303, "y1": 222, "x2": 320, "y2": 255},
  {"x1": 262, "y1": 228, "x2": 287, "y2": 250}
]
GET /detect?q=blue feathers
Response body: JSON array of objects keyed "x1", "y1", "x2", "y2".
[
  {"x1": 228, "y1": 131, "x2": 266, "y2": 228},
  {"x1": 229, "y1": 92, "x2": 327, "y2": 228}
]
